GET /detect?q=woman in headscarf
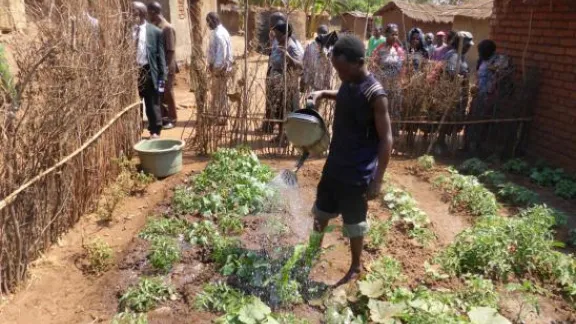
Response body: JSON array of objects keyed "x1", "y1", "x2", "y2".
[
  {"x1": 467, "y1": 39, "x2": 513, "y2": 153},
  {"x1": 371, "y1": 23, "x2": 404, "y2": 141},
  {"x1": 406, "y1": 27, "x2": 430, "y2": 71},
  {"x1": 434, "y1": 31, "x2": 474, "y2": 154},
  {"x1": 262, "y1": 22, "x2": 303, "y2": 143}
]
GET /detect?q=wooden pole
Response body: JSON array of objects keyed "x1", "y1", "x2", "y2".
[
  {"x1": 0, "y1": 102, "x2": 140, "y2": 212},
  {"x1": 243, "y1": 0, "x2": 249, "y2": 142}
]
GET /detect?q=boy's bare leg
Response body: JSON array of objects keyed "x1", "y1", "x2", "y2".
[{"x1": 335, "y1": 236, "x2": 363, "y2": 286}]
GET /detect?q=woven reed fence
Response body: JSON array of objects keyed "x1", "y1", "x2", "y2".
[{"x1": 0, "y1": 0, "x2": 139, "y2": 292}]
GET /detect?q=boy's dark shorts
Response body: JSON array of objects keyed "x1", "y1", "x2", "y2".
[{"x1": 312, "y1": 175, "x2": 369, "y2": 238}]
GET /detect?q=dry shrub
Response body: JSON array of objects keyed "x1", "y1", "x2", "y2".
[{"x1": 0, "y1": 0, "x2": 138, "y2": 292}]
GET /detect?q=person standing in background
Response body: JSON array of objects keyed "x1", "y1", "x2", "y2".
[
  {"x1": 301, "y1": 25, "x2": 333, "y2": 92},
  {"x1": 132, "y1": 1, "x2": 166, "y2": 138},
  {"x1": 424, "y1": 32, "x2": 436, "y2": 58},
  {"x1": 206, "y1": 12, "x2": 233, "y2": 126},
  {"x1": 407, "y1": 27, "x2": 429, "y2": 71},
  {"x1": 431, "y1": 31, "x2": 448, "y2": 61},
  {"x1": 372, "y1": 24, "x2": 404, "y2": 142},
  {"x1": 366, "y1": 26, "x2": 385, "y2": 58},
  {"x1": 147, "y1": 2, "x2": 178, "y2": 130},
  {"x1": 264, "y1": 22, "x2": 303, "y2": 143}
]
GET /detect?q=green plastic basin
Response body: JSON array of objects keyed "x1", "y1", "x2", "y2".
[{"x1": 134, "y1": 139, "x2": 185, "y2": 178}]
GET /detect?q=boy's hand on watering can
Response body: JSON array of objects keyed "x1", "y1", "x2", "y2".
[{"x1": 308, "y1": 91, "x2": 324, "y2": 106}]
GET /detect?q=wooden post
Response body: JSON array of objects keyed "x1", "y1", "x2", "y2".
[
  {"x1": 188, "y1": 0, "x2": 209, "y2": 153},
  {"x1": 243, "y1": 0, "x2": 249, "y2": 142}
]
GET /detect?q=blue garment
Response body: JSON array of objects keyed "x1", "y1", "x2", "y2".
[
  {"x1": 323, "y1": 74, "x2": 387, "y2": 186},
  {"x1": 477, "y1": 59, "x2": 491, "y2": 95}
]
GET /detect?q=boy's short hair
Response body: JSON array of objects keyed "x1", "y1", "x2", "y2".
[{"x1": 332, "y1": 34, "x2": 365, "y2": 63}]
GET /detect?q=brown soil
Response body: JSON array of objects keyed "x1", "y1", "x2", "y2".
[{"x1": 1, "y1": 50, "x2": 575, "y2": 322}]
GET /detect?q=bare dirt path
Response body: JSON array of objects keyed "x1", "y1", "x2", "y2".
[
  {"x1": 0, "y1": 160, "x2": 206, "y2": 324},
  {"x1": 387, "y1": 161, "x2": 472, "y2": 246}
]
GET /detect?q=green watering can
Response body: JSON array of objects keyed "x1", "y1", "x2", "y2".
[{"x1": 280, "y1": 101, "x2": 330, "y2": 186}]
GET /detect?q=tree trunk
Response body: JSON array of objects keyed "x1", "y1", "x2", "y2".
[{"x1": 188, "y1": 0, "x2": 209, "y2": 153}]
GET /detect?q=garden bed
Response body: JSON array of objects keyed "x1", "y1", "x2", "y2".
[{"x1": 1, "y1": 150, "x2": 575, "y2": 324}]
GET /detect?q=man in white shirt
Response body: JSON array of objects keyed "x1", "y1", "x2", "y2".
[
  {"x1": 132, "y1": 1, "x2": 167, "y2": 138},
  {"x1": 206, "y1": 12, "x2": 233, "y2": 126}
]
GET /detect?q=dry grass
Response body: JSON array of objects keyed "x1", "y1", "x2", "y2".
[{"x1": 0, "y1": 0, "x2": 138, "y2": 292}]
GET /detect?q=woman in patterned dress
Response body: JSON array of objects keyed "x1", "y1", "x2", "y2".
[{"x1": 371, "y1": 23, "x2": 405, "y2": 141}]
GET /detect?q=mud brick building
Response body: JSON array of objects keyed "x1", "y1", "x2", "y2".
[
  {"x1": 374, "y1": 1, "x2": 453, "y2": 42},
  {"x1": 0, "y1": 0, "x2": 26, "y2": 32},
  {"x1": 491, "y1": 0, "x2": 576, "y2": 169}
]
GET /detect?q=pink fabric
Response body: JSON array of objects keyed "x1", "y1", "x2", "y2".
[{"x1": 431, "y1": 44, "x2": 449, "y2": 61}]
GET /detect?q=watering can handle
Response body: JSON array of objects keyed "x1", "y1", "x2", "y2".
[{"x1": 305, "y1": 99, "x2": 315, "y2": 110}]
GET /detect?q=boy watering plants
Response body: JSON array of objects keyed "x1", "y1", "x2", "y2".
[{"x1": 308, "y1": 35, "x2": 393, "y2": 285}]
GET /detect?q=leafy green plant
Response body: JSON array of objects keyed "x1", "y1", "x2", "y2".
[
  {"x1": 187, "y1": 220, "x2": 222, "y2": 247},
  {"x1": 84, "y1": 238, "x2": 113, "y2": 274},
  {"x1": 530, "y1": 167, "x2": 565, "y2": 187},
  {"x1": 497, "y1": 183, "x2": 539, "y2": 206},
  {"x1": 275, "y1": 245, "x2": 306, "y2": 305},
  {"x1": 433, "y1": 170, "x2": 499, "y2": 217},
  {"x1": 0, "y1": 44, "x2": 15, "y2": 97},
  {"x1": 148, "y1": 236, "x2": 181, "y2": 271},
  {"x1": 219, "y1": 213, "x2": 244, "y2": 234},
  {"x1": 97, "y1": 184, "x2": 126, "y2": 222},
  {"x1": 438, "y1": 204, "x2": 575, "y2": 292},
  {"x1": 214, "y1": 296, "x2": 279, "y2": 324},
  {"x1": 195, "y1": 282, "x2": 248, "y2": 313},
  {"x1": 114, "y1": 157, "x2": 155, "y2": 195},
  {"x1": 479, "y1": 170, "x2": 507, "y2": 187},
  {"x1": 119, "y1": 277, "x2": 174, "y2": 312},
  {"x1": 366, "y1": 218, "x2": 391, "y2": 250},
  {"x1": 459, "y1": 275, "x2": 499, "y2": 309},
  {"x1": 111, "y1": 312, "x2": 148, "y2": 324},
  {"x1": 459, "y1": 158, "x2": 489, "y2": 176},
  {"x1": 502, "y1": 158, "x2": 530, "y2": 175},
  {"x1": 416, "y1": 155, "x2": 435, "y2": 171},
  {"x1": 382, "y1": 186, "x2": 433, "y2": 245},
  {"x1": 173, "y1": 148, "x2": 275, "y2": 217},
  {"x1": 555, "y1": 179, "x2": 576, "y2": 199},
  {"x1": 274, "y1": 313, "x2": 310, "y2": 324},
  {"x1": 369, "y1": 255, "x2": 404, "y2": 283},
  {"x1": 139, "y1": 217, "x2": 188, "y2": 240}
]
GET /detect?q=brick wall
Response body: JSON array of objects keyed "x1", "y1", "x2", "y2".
[{"x1": 491, "y1": 0, "x2": 576, "y2": 169}]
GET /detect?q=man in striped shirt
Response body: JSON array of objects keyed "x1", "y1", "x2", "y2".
[{"x1": 309, "y1": 35, "x2": 393, "y2": 286}]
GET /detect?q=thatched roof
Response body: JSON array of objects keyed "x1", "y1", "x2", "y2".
[
  {"x1": 218, "y1": 0, "x2": 239, "y2": 5},
  {"x1": 448, "y1": 0, "x2": 493, "y2": 20},
  {"x1": 373, "y1": 1, "x2": 454, "y2": 24},
  {"x1": 343, "y1": 11, "x2": 372, "y2": 19}
]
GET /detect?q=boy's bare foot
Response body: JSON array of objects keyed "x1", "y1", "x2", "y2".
[{"x1": 334, "y1": 267, "x2": 362, "y2": 287}]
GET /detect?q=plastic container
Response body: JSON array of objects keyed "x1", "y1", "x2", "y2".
[{"x1": 134, "y1": 139, "x2": 185, "y2": 178}]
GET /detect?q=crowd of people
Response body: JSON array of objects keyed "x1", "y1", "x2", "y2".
[
  {"x1": 131, "y1": 2, "x2": 234, "y2": 138},
  {"x1": 260, "y1": 16, "x2": 513, "y2": 152},
  {"x1": 128, "y1": 2, "x2": 512, "y2": 153},
  {"x1": 124, "y1": 3, "x2": 516, "y2": 288}
]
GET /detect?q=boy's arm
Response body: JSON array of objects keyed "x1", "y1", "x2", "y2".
[
  {"x1": 309, "y1": 90, "x2": 338, "y2": 105},
  {"x1": 368, "y1": 95, "x2": 393, "y2": 199}
]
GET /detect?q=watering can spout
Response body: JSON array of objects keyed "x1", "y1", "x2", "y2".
[{"x1": 293, "y1": 151, "x2": 310, "y2": 172}]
